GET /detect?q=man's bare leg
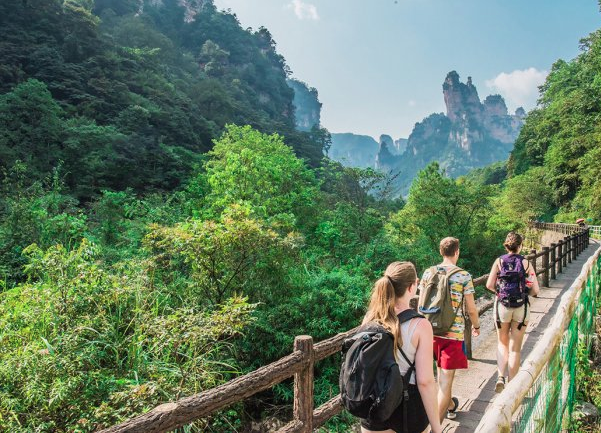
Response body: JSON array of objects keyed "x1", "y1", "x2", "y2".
[{"x1": 437, "y1": 367, "x2": 456, "y2": 423}]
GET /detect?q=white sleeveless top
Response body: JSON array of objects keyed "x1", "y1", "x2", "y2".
[{"x1": 396, "y1": 318, "x2": 420, "y2": 385}]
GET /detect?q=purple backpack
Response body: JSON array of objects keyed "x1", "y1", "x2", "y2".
[{"x1": 496, "y1": 254, "x2": 527, "y2": 308}]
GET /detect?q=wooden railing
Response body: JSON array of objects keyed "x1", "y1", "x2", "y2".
[
  {"x1": 102, "y1": 225, "x2": 590, "y2": 433},
  {"x1": 588, "y1": 224, "x2": 601, "y2": 238},
  {"x1": 533, "y1": 221, "x2": 600, "y2": 238}
]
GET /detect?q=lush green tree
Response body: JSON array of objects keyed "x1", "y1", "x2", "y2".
[
  {"x1": 463, "y1": 160, "x2": 508, "y2": 186},
  {"x1": 489, "y1": 167, "x2": 554, "y2": 232},
  {"x1": 0, "y1": 163, "x2": 87, "y2": 286},
  {"x1": 387, "y1": 162, "x2": 497, "y2": 274},
  {"x1": 204, "y1": 125, "x2": 319, "y2": 226},
  {"x1": 0, "y1": 79, "x2": 64, "y2": 178},
  {"x1": 507, "y1": 27, "x2": 601, "y2": 222},
  {"x1": 145, "y1": 204, "x2": 303, "y2": 306}
]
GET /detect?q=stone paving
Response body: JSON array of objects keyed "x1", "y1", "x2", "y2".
[{"x1": 441, "y1": 241, "x2": 600, "y2": 433}]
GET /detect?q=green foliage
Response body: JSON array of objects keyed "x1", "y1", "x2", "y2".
[
  {"x1": 0, "y1": 240, "x2": 256, "y2": 432},
  {"x1": 204, "y1": 125, "x2": 319, "y2": 226},
  {"x1": 8, "y1": 0, "x2": 595, "y2": 427},
  {"x1": 145, "y1": 204, "x2": 303, "y2": 305},
  {"x1": 463, "y1": 160, "x2": 508, "y2": 186},
  {"x1": 0, "y1": 79, "x2": 64, "y2": 176},
  {"x1": 0, "y1": 163, "x2": 87, "y2": 285},
  {"x1": 489, "y1": 166, "x2": 554, "y2": 232},
  {"x1": 387, "y1": 162, "x2": 498, "y2": 274},
  {"x1": 508, "y1": 28, "x2": 601, "y2": 223},
  {"x1": 0, "y1": 0, "x2": 327, "y2": 201},
  {"x1": 0, "y1": 111, "x2": 511, "y2": 432}
]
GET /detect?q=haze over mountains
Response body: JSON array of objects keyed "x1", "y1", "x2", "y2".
[{"x1": 293, "y1": 71, "x2": 525, "y2": 196}]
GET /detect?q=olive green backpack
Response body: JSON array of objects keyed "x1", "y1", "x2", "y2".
[{"x1": 417, "y1": 266, "x2": 463, "y2": 335}]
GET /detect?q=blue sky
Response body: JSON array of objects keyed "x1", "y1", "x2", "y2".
[{"x1": 214, "y1": 0, "x2": 600, "y2": 139}]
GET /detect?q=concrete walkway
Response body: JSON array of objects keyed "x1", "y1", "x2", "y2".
[{"x1": 442, "y1": 241, "x2": 600, "y2": 433}]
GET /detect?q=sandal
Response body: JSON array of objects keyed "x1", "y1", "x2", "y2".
[
  {"x1": 446, "y1": 396, "x2": 459, "y2": 419},
  {"x1": 495, "y1": 376, "x2": 506, "y2": 393}
]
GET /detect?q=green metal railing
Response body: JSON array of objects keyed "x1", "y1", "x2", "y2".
[
  {"x1": 476, "y1": 246, "x2": 601, "y2": 433},
  {"x1": 513, "y1": 254, "x2": 599, "y2": 432}
]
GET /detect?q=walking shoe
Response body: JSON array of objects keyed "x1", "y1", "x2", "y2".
[
  {"x1": 446, "y1": 396, "x2": 459, "y2": 419},
  {"x1": 495, "y1": 376, "x2": 506, "y2": 393}
]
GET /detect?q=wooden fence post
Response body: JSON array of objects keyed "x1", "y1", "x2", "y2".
[
  {"x1": 530, "y1": 249, "x2": 537, "y2": 275},
  {"x1": 558, "y1": 241, "x2": 563, "y2": 274},
  {"x1": 294, "y1": 336, "x2": 314, "y2": 432},
  {"x1": 563, "y1": 237, "x2": 569, "y2": 267},
  {"x1": 542, "y1": 246, "x2": 550, "y2": 287},
  {"x1": 465, "y1": 316, "x2": 472, "y2": 359},
  {"x1": 550, "y1": 243, "x2": 557, "y2": 280},
  {"x1": 571, "y1": 235, "x2": 576, "y2": 262}
]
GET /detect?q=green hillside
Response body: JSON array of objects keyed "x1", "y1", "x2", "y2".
[{"x1": 0, "y1": 1, "x2": 600, "y2": 432}]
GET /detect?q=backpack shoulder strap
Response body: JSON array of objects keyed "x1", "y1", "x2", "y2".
[
  {"x1": 423, "y1": 266, "x2": 439, "y2": 282},
  {"x1": 446, "y1": 266, "x2": 464, "y2": 278},
  {"x1": 397, "y1": 310, "x2": 425, "y2": 368},
  {"x1": 497, "y1": 256, "x2": 503, "y2": 271},
  {"x1": 399, "y1": 347, "x2": 414, "y2": 369},
  {"x1": 444, "y1": 267, "x2": 470, "y2": 312},
  {"x1": 397, "y1": 309, "x2": 424, "y2": 324}
]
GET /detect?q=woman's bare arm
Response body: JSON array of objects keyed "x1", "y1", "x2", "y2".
[
  {"x1": 414, "y1": 319, "x2": 442, "y2": 433},
  {"x1": 523, "y1": 259, "x2": 540, "y2": 296},
  {"x1": 486, "y1": 259, "x2": 499, "y2": 292}
]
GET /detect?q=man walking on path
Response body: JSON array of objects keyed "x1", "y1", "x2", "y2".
[{"x1": 419, "y1": 237, "x2": 481, "y2": 422}]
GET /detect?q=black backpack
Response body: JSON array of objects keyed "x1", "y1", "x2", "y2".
[{"x1": 339, "y1": 309, "x2": 423, "y2": 425}]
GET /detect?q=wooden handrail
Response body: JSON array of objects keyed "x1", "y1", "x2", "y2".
[
  {"x1": 314, "y1": 327, "x2": 359, "y2": 362},
  {"x1": 103, "y1": 225, "x2": 590, "y2": 433},
  {"x1": 101, "y1": 351, "x2": 305, "y2": 433}
]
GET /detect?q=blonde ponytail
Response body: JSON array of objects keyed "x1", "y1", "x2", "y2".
[{"x1": 362, "y1": 261, "x2": 417, "y2": 354}]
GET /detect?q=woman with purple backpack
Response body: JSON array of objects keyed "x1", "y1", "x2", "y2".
[{"x1": 485, "y1": 232, "x2": 540, "y2": 393}]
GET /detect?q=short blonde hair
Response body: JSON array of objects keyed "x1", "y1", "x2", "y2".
[{"x1": 439, "y1": 237, "x2": 459, "y2": 257}]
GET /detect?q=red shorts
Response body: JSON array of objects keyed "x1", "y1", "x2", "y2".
[{"x1": 433, "y1": 337, "x2": 468, "y2": 370}]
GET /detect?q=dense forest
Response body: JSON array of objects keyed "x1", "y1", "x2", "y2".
[{"x1": 0, "y1": 0, "x2": 600, "y2": 431}]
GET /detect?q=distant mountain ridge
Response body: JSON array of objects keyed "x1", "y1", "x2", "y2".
[{"x1": 320, "y1": 71, "x2": 524, "y2": 196}]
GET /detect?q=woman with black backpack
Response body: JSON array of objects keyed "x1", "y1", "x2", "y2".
[
  {"x1": 486, "y1": 232, "x2": 540, "y2": 393},
  {"x1": 359, "y1": 262, "x2": 442, "y2": 433}
]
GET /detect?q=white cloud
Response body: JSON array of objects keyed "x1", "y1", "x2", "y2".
[
  {"x1": 287, "y1": 0, "x2": 319, "y2": 20},
  {"x1": 408, "y1": 100, "x2": 416, "y2": 107},
  {"x1": 485, "y1": 67, "x2": 547, "y2": 110}
]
